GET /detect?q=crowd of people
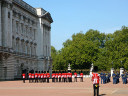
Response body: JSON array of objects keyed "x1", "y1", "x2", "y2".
[{"x1": 22, "y1": 71, "x2": 84, "y2": 83}]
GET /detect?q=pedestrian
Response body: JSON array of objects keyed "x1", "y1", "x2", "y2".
[{"x1": 92, "y1": 66, "x2": 100, "y2": 96}]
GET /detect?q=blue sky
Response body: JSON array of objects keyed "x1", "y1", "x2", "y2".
[{"x1": 24, "y1": 0, "x2": 128, "y2": 50}]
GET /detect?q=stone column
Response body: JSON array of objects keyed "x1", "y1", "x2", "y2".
[
  {"x1": 111, "y1": 68, "x2": 114, "y2": 77},
  {"x1": 0, "y1": 1, "x2": 2, "y2": 46},
  {"x1": 9, "y1": 8, "x2": 13, "y2": 48},
  {"x1": 1, "y1": 1, "x2": 8, "y2": 47},
  {"x1": 120, "y1": 68, "x2": 124, "y2": 76}
]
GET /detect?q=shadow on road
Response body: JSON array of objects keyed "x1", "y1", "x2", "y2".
[{"x1": 99, "y1": 94, "x2": 106, "y2": 96}]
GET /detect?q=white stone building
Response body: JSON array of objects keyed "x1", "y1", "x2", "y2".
[{"x1": 0, "y1": 0, "x2": 53, "y2": 80}]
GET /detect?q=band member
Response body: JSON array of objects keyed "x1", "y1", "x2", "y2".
[
  {"x1": 56, "y1": 72, "x2": 58, "y2": 82},
  {"x1": 32, "y1": 72, "x2": 35, "y2": 83},
  {"x1": 47, "y1": 71, "x2": 50, "y2": 83},
  {"x1": 41, "y1": 71, "x2": 44, "y2": 83},
  {"x1": 44, "y1": 71, "x2": 47, "y2": 82},
  {"x1": 69, "y1": 72, "x2": 72, "y2": 82},
  {"x1": 38, "y1": 71, "x2": 41, "y2": 83},
  {"x1": 22, "y1": 72, "x2": 26, "y2": 83},
  {"x1": 35, "y1": 71, "x2": 38, "y2": 83},
  {"x1": 80, "y1": 70, "x2": 83, "y2": 82},
  {"x1": 92, "y1": 66, "x2": 100, "y2": 96},
  {"x1": 74, "y1": 70, "x2": 77, "y2": 82},
  {"x1": 58, "y1": 71, "x2": 62, "y2": 82},
  {"x1": 28, "y1": 72, "x2": 32, "y2": 83}
]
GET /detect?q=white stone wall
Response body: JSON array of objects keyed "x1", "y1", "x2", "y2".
[{"x1": 0, "y1": 0, "x2": 53, "y2": 80}]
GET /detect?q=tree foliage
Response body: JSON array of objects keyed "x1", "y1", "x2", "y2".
[{"x1": 51, "y1": 26, "x2": 128, "y2": 71}]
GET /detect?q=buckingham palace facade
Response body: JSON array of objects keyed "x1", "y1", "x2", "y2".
[{"x1": 0, "y1": 0, "x2": 53, "y2": 80}]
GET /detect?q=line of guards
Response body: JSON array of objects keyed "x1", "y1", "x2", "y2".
[{"x1": 22, "y1": 71, "x2": 84, "y2": 83}]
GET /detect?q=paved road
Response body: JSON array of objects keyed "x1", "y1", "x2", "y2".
[{"x1": 0, "y1": 78, "x2": 128, "y2": 96}]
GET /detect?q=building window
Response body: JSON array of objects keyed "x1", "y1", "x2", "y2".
[
  {"x1": 21, "y1": 24, "x2": 23, "y2": 34},
  {"x1": 34, "y1": 29, "x2": 36, "y2": 40},
  {"x1": 8, "y1": 12, "x2": 10, "y2": 18},
  {"x1": 16, "y1": 22, "x2": 18, "y2": 33}
]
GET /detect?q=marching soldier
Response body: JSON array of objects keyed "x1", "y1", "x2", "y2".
[
  {"x1": 41, "y1": 71, "x2": 44, "y2": 83},
  {"x1": 28, "y1": 72, "x2": 32, "y2": 83},
  {"x1": 74, "y1": 70, "x2": 77, "y2": 82},
  {"x1": 62, "y1": 72, "x2": 64, "y2": 82},
  {"x1": 55, "y1": 72, "x2": 58, "y2": 82},
  {"x1": 35, "y1": 71, "x2": 38, "y2": 83},
  {"x1": 44, "y1": 71, "x2": 47, "y2": 82},
  {"x1": 47, "y1": 71, "x2": 50, "y2": 83},
  {"x1": 64, "y1": 71, "x2": 67, "y2": 82},
  {"x1": 52, "y1": 71, "x2": 55, "y2": 82},
  {"x1": 80, "y1": 70, "x2": 83, "y2": 82},
  {"x1": 58, "y1": 71, "x2": 62, "y2": 82},
  {"x1": 22, "y1": 72, "x2": 26, "y2": 83},
  {"x1": 38, "y1": 71, "x2": 41, "y2": 83},
  {"x1": 92, "y1": 66, "x2": 100, "y2": 96},
  {"x1": 32, "y1": 72, "x2": 35, "y2": 83}
]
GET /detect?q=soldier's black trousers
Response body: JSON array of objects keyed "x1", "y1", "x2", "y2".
[
  {"x1": 93, "y1": 84, "x2": 99, "y2": 96},
  {"x1": 23, "y1": 79, "x2": 25, "y2": 83}
]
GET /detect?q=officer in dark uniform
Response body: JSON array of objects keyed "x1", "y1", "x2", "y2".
[
  {"x1": 100, "y1": 71, "x2": 103, "y2": 84},
  {"x1": 103, "y1": 72, "x2": 106, "y2": 84},
  {"x1": 112, "y1": 71, "x2": 116, "y2": 84},
  {"x1": 116, "y1": 71, "x2": 120, "y2": 84}
]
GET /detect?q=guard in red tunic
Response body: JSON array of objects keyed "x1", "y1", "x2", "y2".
[
  {"x1": 55, "y1": 72, "x2": 58, "y2": 82},
  {"x1": 47, "y1": 71, "x2": 50, "y2": 83},
  {"x1": 32, "y1": 73, "x2": 35, "y2": 83},
  {"x1": 68, "y1": 72, "x2": 72, "y2": 82},
  {"x1": 28, "y1": 72, "x2": 32, "y2": 83},
  {"x1": 52, "y1": 71, "x2": 55, "y2": 82},
  {"x1": 80, "y1": 70, "x2": 83, "y2": 82},
  {"x1": 58, "y1": 71, "x2": 62, "y2": 82},
  {"x1": 22, "y1": 72, "x2": 26, "y2": 83},
  {"x1": 41, "y1": 71, "x2": 44, "y2": 83},
  {"x1": 74, "y1": 70, "x2": 77, "y2": 82},
  {"x1": 64, "y1": 71, "x2": 67, "y2": 82},
  {"x1": 38, "y1": 71, "x2": 41, "y2": 83},
  {"x1": 62, "y1": 72, "x2": 64, "y2": 82},
  {"x1": 35, "y1": 71, "x2": 38, "y2": 83},
  {"x1": 43, "y1": 71, "x2": 47, "y2": 82},
  {"x1": 92, "y1": 66, "x2": 100, "y2": 96}
]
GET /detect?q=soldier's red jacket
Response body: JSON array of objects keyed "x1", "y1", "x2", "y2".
[
  {"x1": 47, "y1": 73, "x2": 50, "y2": 78},
  {"x1": 32, "y1": 74, "x2": 35, "y2": 78},
  {"x1": 80, "y1": 73, "x2": 83, "y2": 77},
  {"x1": 29, "y1": 73, "x2": 32, "y2": 78},
  {"x1": 38, "y1": 73, "x2": 41, "y2": 78},
  {"x1": 58, "y1": 73, "x2": 61, "y2": 78},
  {"x1": 44, "y1": 73, "x2": 47, "y2": 78},
  {"x1": 35, "y1": 73, "x2": 38, "y2": 78},
  {"x1": 92, "y1": 73, "x2": 100, "y2": 84},
  {"x1": 41, "y1": 73, "x2": 44, "y2": 78},
  {"x1": 74, "y1": 72, "x2": 77, "y2": 77},
  {"x1": 22, "y1": 73, "x2": 25, "y2": 79},
  {"x1": 55, "y1": 73, "x2": 58, "y2": 78},
  {"x1": 64, "y1": 73, "x2": 67, "y2": 78},
  {"x1": 52, "y1": 73, "x2": 55, "y2": 78}
]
